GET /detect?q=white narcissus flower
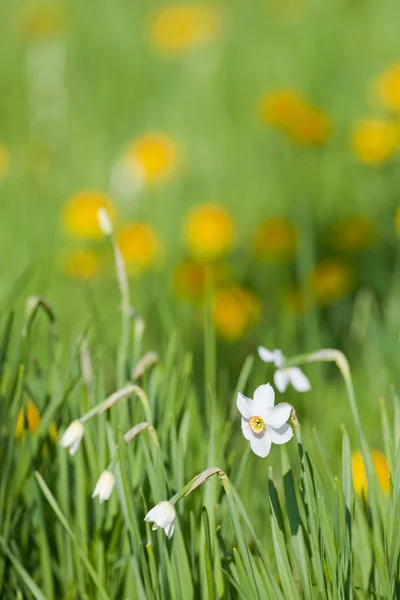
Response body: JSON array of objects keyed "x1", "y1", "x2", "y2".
[
  {"x1": 237, "y1": 384, "x2": 293, "y2": 458},
  {"x1": 60, "y1": 420, "x2": 85, "y2": 456},
  {"x1": 92, "y1": 471, "x2": 116, "y2": 503},
  {"x1": 144, "y1": 501, "x2": 176, "y2": 539},
  {"x1": 258, "y1": 346, "x2": 311, "y2": 393}
]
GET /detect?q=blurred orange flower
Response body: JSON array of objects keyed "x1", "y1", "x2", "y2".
[
  {"x1": 0, "y1": 144, "x2": 9, "y2": 180},
  {"x1": 17, "y1": 2, "x2": 65, "y2": 42},
  {"x1": 63, "y1": 249, "x2": 100, "y2": 280},
  {"x1": 15, "y1": 400, "x2": 41, "y2": 443},
  {"x1": 351, "y1": 449, "x2": 390, "y2": 496},
  {"x1": 309, "y1": 259, "x2": 355, "y2": 306},
  {"x1": 330, "y1": 215, "x2": 376, "y2": 252},
  {"x1": 174, "y1": 259, "x2": 226, "y2": 302},
  {"x1": 253, "y1": 217, "x2": 297, "y2": 262},
  {"x1": 185, "y1": 203, "x2": 235, "y2": 260},
  {"x1": 376, "y1": 64, "x2": 400, "y2": 112},
  {"x1": 352, "y1": 118, "x2": 398, "y2": 166},
  {"x1": 149, "y1": 3, "x2": 222, "y2": 54},
  {"x1": 213, "y1": 286, "x2": 261, "y2": 341},
  {"x1": 117, "y1": 222, "x2": 160, "y2": 274},
  {"x1": 62, "y1": 190, "x2": 115, "y2": 239},
  {"x1": 123, "y1": 133, "x2": 181, "y2": 185},
  {"x1": 260, "y1": 89, "x2": 331, "y2": 145}
]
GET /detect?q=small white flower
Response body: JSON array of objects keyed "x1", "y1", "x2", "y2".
[
  {"x1": 98, "y1": 207, "x2": 113, "y2": 236},
  {"x1": 92, "y1": 471, "x2": 116, "y2": 503},
  {"x1": 144, "y1": 501, "x2": 176, "y2": 539},
  {"x1": 258, "y1": 346, "x2": 311, "y2": 393},
  {"x1": 237, "y1": 383, "x2": 293, "y2": 458},
  {"x1": 60, "y1": 420, "x2": 85, "y2": 456}
]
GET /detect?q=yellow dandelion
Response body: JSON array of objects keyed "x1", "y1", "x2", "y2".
[
  {"x1": 352, "y1": 118, "x2": 398, "y2": 166},
  {"x1": 149, "y1": 3, "x2": 222, "y2": 54},
  {"x1": 0, "y1": 144, "x2": 9, "y2": 180},
  {"x1": 259, "y1": 89, "x2": 305, "y2": 128},
  {"x1": 63, "y1": 249, "x2": 100, "y2": 281},
  {"x1": 253, "y1": 217, "x2": 297, "y2": 262},
  {"x1": 17, "y1": 2, "x2": 65, "y2": 42},
  {"x1": 284, "y1": 286, "x2": 306, "y2": 316},
  {"x1": 330, "y1": 215, "x2": 376, "y2": 253},
  {"x1": 288, "y1": 104, "x2": 331, "y2": 146},
  {"x1": 213, "y1": 286, "x2": 261, "y2": 341},
  {"x1": 15, "y1": 400, "x2": 41, "y2": 443},
  {"x1": 62, "y1": 190, "x2": 115, "y2": 239},
  {"x1": 173, "y1": 260, "x2": 226, "y2": 302},
  {"x1": 351, "y1": 449, "x2": 390, "y2": 496},
  {"x1": 117, "y1": 222, "x2": 160, "y2": 274},
  {"x1": 309, "y1": 259, "x2": 355, "y2": 307},
  {"x1": 123, "y1": 132, "x2": 180, "y2": 184},
  {"x1": 185, "y1": 203, "x2": 235, "y2": 260},
  {"x1": 376, "y1": 63, "x2": 400, "y2": 112}
]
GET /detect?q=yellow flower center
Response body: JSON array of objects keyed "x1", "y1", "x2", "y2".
[{"x1": 249, "y1": 416, "x2": 265, "y2": 435}]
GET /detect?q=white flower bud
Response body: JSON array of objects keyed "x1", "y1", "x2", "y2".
[
  {"x1": 60, "y1": 420, "x2": 85, "y2": 456},
  {"x1": 144, "y1": 501, "x2": 176, "y2": 539},
  {"x1": 98, "y1": 207, "x2": 113, "y2": 236},
  {"x1": 92, "y1": 471, "x2": 116, "y2": 503}
]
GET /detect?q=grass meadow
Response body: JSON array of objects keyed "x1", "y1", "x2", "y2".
[{"x1": 1, "y1": 0, "x2": 400, "y2": 598}]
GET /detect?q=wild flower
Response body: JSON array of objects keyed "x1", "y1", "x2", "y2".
[
  {"x1": 252, "y1": 217, "x2": 297, "y2": 262},
  {"x1": 60, "y1": 420, "x2": 84, "y2": 456},
  {"x1": 213, "y1": 287, "x2": 261, "y2": 341},
  {"x1": 376, "y1": 63, "x2": 400, "y2": 112},
  {"x1": 173, "y1": 260, "x2": 227, "y2": 302},
  {"x1": 116, "y1": 222, "x2": 160, "y2": 275},
  {"x1": 330, "y1": 215, "x2": 376, "y2": 253},
  {"x1": 17, "y1": 2, "x2": 65, "y2": 42},
  {"x1": 185, "y1": 203, "x2": 235, "y2": 260},
  {"x1": 258, "y1": 347, "x2": 311, "y2": 392},
  {"x1": 63, "y1": 249, "x2": 100, "y2": 280},
  {"x1": 98, "y1": 208, "x2": 113, "y2": 236},
  {"x1": 149, "y1": 3, "x2": 222, "y2": 55},
  {"x1": 309, "y1": 259, "x2": 355, "y2": 307},
  {"x1": 92, "y1": 471, "x2": 116, "y2": 503},
  {"x1": 351, "y1": 449, "x2": 390, "y2": 496},
  {"x1": 15, "y1": 400, "x2": 41, "y2": 443},
  {"x1": 145, "y1": 501, "x2": 176, "y2": 538},
  {"x1": 62, "y1": 191, "x2": 115, "y2": 239},
  {"x1": 352, "y1": 118, "x2": 398, "y2": 166},
  {"x1": 237, "y1": 384, "x2": 293, "y2": 457}
]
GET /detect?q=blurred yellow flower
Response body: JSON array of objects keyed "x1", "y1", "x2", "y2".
[
  {"x1": 15, "y1": 400, "x2": 41, "y2": 443},
  {"x1": 376, "y1": 64, "x2": 400, "y2": 112},
  {"x1": 63, "y1": 190, "x2": 115, "y2": 239},
  {"x1": 117, "y1": 222, "x2": 160, "y2": 274},
  {"x1": 124, "y1": 133, "x2": 180, "y2": 184},
  {"x1": 48, "y1": 422, "x2": 58, "y2": 443},
  {"x1": 17, "y1": 2, "x2": 65, "y2": 42},
  {"x1": 63, "y1": 249, "x2": 100, "y2": 281},
  {"x1": 0, "y1": 144, "x2": 9, "y2": 180},
  {"x1": 260, "y1": 89, "x2": 331, "y2": 146},
  {"x1": 285, "y1": 286, "x2": 306, "y2": 316},
  {"x1": 351, "y1": 449, "x2": 390, "y2": 496},
  {"x1": 213, "y1": 286, "x2": 261, "y2": 341},
  {"x1": 309, "y1": 259, "x2": 355, "y2": 306},
  {"x1": 185, "y1": 203, "x2": 235, "y2": 260},
  {"x1": 150, "y1": 3, "x2": 221, "y2": 54},
  {"x1": 330, "y1": 215, "x2": 376, "y2": 252},
  {"x1": 174, "y1": 259, "x2": 226, "y2": 301},
  {"x1": 260, "y1": 89, "x2": 305, "y2": 128},
  {"x1": 253, "y1": 217, "x2": 297, "y2": 262},
  {"x1": 352, "y1": 119, "x2": 398, "y2": 166}
]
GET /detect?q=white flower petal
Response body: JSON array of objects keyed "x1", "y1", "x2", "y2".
[
  {"x1": 264, "y1": 402, "x2": 293, "y2": 429},
  {"x1": 257, "y1": 346, "x2": 276, "y2": 363},
  {"x1": 236, "y1": 392, "x2": 253, "y2": 418},
  {"x1": 287, "y1": 367, "x2": 311, "y2": 392},
  {"x1": 241, "y1": 418, "x2": 252, "y2": 440},
  {"x1": 249, "y1": 432, "x2": 272, "y2": 458},
  {"x1": 274, "y1": 369, "x2": 289, "y2": 393},
  {"x1": 253, "y1": 384, "x2": 275, "y2": 418},
  {"x1": 267, "y1": 423, "x2": 293, "y2": 445},
  {"x1": 165, "y1": 521, "x2": 175, "y2": 539},
  {"x1": 69, "y1": 438, "x2": 82, "y2": 456}
]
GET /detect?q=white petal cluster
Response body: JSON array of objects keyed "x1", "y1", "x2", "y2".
[
  {"x1": 145, "y1": 501, "x2": 176, "y2": 539},
  {"x1": 237, "y1": 384, "x2": 293, "y2": 458},
  {"x1": 258, "y1": 346, "x2": 311, "y2": 393},
  {"x1": 92, "y1": 471, "x2": 116, "y2": 503},
  {"x1": 60, "y1": 420, "x2": 85, "y2": 456}
]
